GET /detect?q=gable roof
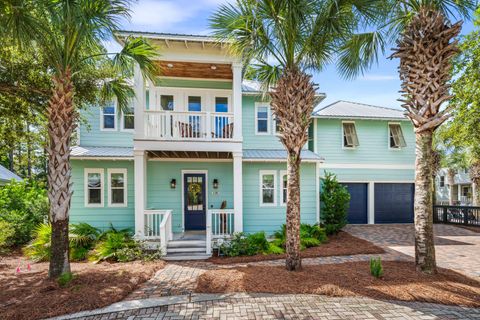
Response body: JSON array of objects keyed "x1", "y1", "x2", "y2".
[
  {"x1": 313, "y1": 100, "x2": 407, "y2": 120},
  {"x1": 0, "y1": 164, "x2": 22, "y2": 183}
]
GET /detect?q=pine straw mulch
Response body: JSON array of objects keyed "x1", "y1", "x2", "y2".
[
  {"x1": 196, "y1": 261, "x2": 480, "y2": 307},
  {"x1": 0, "y1": 253, "x2": 165, "y2": 320},
  {"x1": 208, "y1": 231, "x2": 384, "y2": 264}
]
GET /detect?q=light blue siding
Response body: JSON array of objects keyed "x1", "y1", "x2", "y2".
[
  {"x1": 79, "y1": 105, "x2": 133, "y2": 147},
  {"x1": 70, "y1": 160, "x2": 135, "y2": 231},
  {"x1": 320, "y1": 168, "x2": 414, "y2": 182},
  {"x1": 243, "y1": 162, "x2": 317, "y2": 234}
]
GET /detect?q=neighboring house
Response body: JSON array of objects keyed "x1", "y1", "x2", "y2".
[
  {"x1": 0, "y1": 164, "x2": 22, "y2": 186},
  {"x1": 435, "y1": 168, "x2": 472, "y2": 205},
  {"x1": 70, "y1": 32, "x2": 415, "y2": 259}
]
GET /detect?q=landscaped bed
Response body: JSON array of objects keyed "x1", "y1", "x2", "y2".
[
  {"x1": 208, "y1": 231, "x2": 384, "y2": 264},
  {"x1": 0, "y1": 253, "x2": 165, "y2": 320},
  {"x1": 196, "y1": 260, "x2": 480, "y2": 307}
]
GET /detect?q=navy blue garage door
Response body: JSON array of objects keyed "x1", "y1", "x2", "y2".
[
  {"x1": 374, "y1": 183, "x2": 414, "y2": 223},
  {"x1": 341, "y1": 183, "x2": 368, "y2": 224}
]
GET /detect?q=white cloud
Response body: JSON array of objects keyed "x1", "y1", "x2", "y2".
[{"x1": 359, "y1": 74, "x2": 397, "y2": 81}]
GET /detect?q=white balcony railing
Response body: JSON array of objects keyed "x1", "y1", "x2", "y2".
[
  {"x1": 144, "y1": 209, "x2": 173, "y2": 254},
  {"x1": 206, "y1": 209, "x2": 235, "y2": 254},
  {"x1": 144, "y1": 111, "x2": 234, "y2": 140}
]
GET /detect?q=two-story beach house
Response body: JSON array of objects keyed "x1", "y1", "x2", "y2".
[
  {"x1": 435, "y1": 168, "x2": 473, "y2": 205},
  {"x1": 70, "y1": 32, "x2": 416, "y2": 259}
]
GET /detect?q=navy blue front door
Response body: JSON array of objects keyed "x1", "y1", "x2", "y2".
[
  {"x1": 342, "y1": 183, "x2": 368, "y2": 224},
  {"x1": 184, "y1": 174, "x2": 206, "y2": 230}
]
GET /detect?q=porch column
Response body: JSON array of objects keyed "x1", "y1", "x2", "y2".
[
  {"x1": 133, "y1": 64, "x2": 145, "y2": 140},
  {"x1": 232, "y1": 62, "x2": 243, "y2": 141},
  {"x1": 233, "y1": 152, "x2": 243, "y2": 232},
  {"x1": 134, "y1": 150, "x2": 147, "y2": 237}
]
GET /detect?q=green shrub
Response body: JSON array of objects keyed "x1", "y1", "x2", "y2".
[
  {"x1": 23, "y1": 223, "x2": 51, "y2": 262},
  {"x1": 219, "y1": 232, "x2": 270, "y2": 257},
  {"x1": 0, "y1": 220, "x2": 15, "y2": 250},
  {"x1": 0, "y1": 180, "x2": 49, "y2": 246},
  {"x1": 272, "y1": 223, "x2": 327, "y2": 250},
  {"x1": 320, "y1": 172, "x2": 350, "y2": 235},
  {"x1": 57, "y1": 272, "x2": 74, "y2": 287},
  {"x1": 370, "y1": 257, "x2": 383, "y2": 278}
]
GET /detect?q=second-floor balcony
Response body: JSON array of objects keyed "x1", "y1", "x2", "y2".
[{"x1": 144, "y1": 110, "x2": 235, "y2": 141}]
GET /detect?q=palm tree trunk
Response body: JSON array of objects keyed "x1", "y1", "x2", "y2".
[
  {"x1": 414, "y1": 131, "x2": 437, "y2": 274},
  {"x1": 285, "y1": 151, "x2": 301, "y2": 271},
  {"x1": 47, "y1": 68, "x2": 75, "y2": 278}
]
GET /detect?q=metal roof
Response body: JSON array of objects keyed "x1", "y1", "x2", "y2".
[
  {"x1": 115, "y1": 30, "x2": 218, "y2": 43},
  {"x1": 313, "y1": 100, "x2": 407, "y2": 120},
  {"x1": 71, "y1": 146, "x2": 133, "y2": 158},
  {"x1": 0, "y1": 164, "x2": 22, "y2": 182},
  {"x1": 243, "y1": 149, "x2": 323, "y2": 162}
]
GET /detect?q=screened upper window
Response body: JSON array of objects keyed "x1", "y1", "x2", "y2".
[
  {"x1": 343, "y1": 122, "x2": 359, "y2": 148},
  {"x1": 123, "y1": 107, "x2": 134, "y2": 130},
  {"x1": 188, "y1": 96, "x2": 202, "y2": 112},
  {"x1": 389, "y1": 124, "x2": 407, "y2": 148},
  {"x1": 260, "y1": 172, "x2": 276, "y2": 205},
  {"x1": 256, "y1": 105, "x2": 269, "y2": 134},
  {"x1": 215, "y1": 97, "x2": 228, "y2": 113},
  {"x1": 102, "y1": 105, "x2": 116, "y2": 130},
  {"x1": 160, "y1": 95, "x2": 174, "y2": 111}
]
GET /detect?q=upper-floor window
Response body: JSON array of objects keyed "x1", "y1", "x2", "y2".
[
  {"x1": 281, "y1": 171, "x2": 287, "y2": 205},
  {"x1": 260, "y1": 170, "x2": 276, "y2": 206},
  {"x1": 342, "y1": 122, "x2": 359, "y2": 148},
  {"x1": 108, "y1": 169, "x2": 127, "y2": 207},
  {"x1": 160, "y1": 95, "x2": 174, "y2": 111},
  {"x1": 256, "y1": 104, "x2": 270, "y2": 134},
  {"x1": 122, "y1": 107, "x2": 134, "y2": 131},
  {"x1": 85, "y1": 169, "x2": 104, "y2": 207},
  {"x1": 440, "y1": 176, "x2": 445, "y2": 187},
  {"x1": 215, "y1": 97, "x2": 229, "y2": 113},
  {"x1": 389, "y1": 123, "x2": 406, "y2": 149},
  {"x1": 188, "y1": 96, "x2": 202, "y2": 112},
  {"x1": 101, "y1": 104, "x2": 116, "y2": 131}
]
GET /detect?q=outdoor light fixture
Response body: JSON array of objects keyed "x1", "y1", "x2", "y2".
[
  {"x1": 210, "y1": 65, "x2": 217, "y2": 70},
  {"x1": 167, "y1": 63, "x2": 174, "y2": 68},
  {"x1": 170, "y1": 179, "x2": 176, "y2": 189},
  {"x1": 213, "y1": 179, "x2": 219, "y2": 189}
]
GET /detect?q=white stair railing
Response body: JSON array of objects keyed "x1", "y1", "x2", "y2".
[
  {"x1": 144, "y1": 209, "x2": 173, "y2": 254},
  {"x1": 207, "y1": 209, "x2": 235, "y2": 254}
]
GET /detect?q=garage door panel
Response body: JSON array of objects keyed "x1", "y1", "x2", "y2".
[
  {"x1": 374, "y1": 183, "x2": 414, "y2": 224},
  {"x1": 342, "y1": 183, "x2": 368, "y2": 224}
]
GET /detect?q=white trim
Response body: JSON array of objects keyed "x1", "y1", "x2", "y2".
[
  {"x1": 84, "y1": 168, "x2": 104, "y2": 208},
  {"x1": 259, "y1": 170, "x2": 277, "y2": 206},
  {"x1": 320, "y1": 163, "x2": 414, "y2": 170},
  {"x1": 368, "y1": 182, "x2": 375, "y2": 224},
  {"x1": 72, "y1": 157, "x2": 133, "y2": 161},
  {"x1": 158, "y1": 76, "x2": 233, "y2": 83},
  {"x1": 244, "y1": 158, "x2": 322, "y2": 163},
  {"x1": 312, "y1": 115, "x2": 409, "y2": 121},
  {"x1": 107, "y1": 168, "x2": 128, "y2": 207},
  {"x1": 313, "y1": 118, "x2": 318, "y2": 154},
  {"x1": 100, "y1": 103, "x2": 117, "y2": 131},
  {"x1": 280, "y1": 170, "x2": 287, "y2": 206},
  {"x1": 134, "y1": 140, "x2": 243, "y2": 153},
  {"x1": 255, "y1": 102, "x2": 271, "y2": 135},
  {"x1": 181, "y1": 170, "x2": 208, "y2": 232},
  {"x1": 315, "y1": 162, "x2": 320, "y2": 224},
  {"x1": 233, "y1": 152, "x2": 243, "y2": 232},
  {"x1": 120, "y1": 107, "x2": 135, "y2": 132},
  {"x1": 149, "y1": 158, "x2": 232, "y2": 162},
  {"x1": 341, "y1": 120, "x2": 358, "y2": 149},
  {"x1": 332, "y1": 179, "x2": 415, "y2": 183}
]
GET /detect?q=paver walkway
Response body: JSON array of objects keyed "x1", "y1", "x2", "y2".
[{"x1": 345, "y1": 224, "x2": 480, "y2": 278}]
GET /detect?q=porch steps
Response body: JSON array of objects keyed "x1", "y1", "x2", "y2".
[{"x1": 163, "y1": 239, "x2": 210, "y2": 261}]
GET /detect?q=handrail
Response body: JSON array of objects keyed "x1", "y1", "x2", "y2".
[{"x1": 144, "y1": 209, "x2": 172, "y2": 254}]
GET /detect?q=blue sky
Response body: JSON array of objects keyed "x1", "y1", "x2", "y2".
[{"x1": 113, "y1": 0, "x2": 476, "y2": 111}]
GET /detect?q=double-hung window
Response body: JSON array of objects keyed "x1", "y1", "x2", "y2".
[
  {"x1": 389, "y1": 123, "x2": 407, "y2": 149},
  {"x1": 122, "y1": 106, "x2": 134, "y2": 131},
  {"x1": 439, "y1": 176, "x2": 445, "y2": 188},
  {"x1": 256, "y1": 104, "x2": 270, "y2": 134},
  {"x1": 260, "y1": 171, "x2": 277, "y2": 206},
  {"x1": 85, "y1": 169, "x2": 104, "y2": 207},
  {"x1": 215, "y1": 97, "x2": 229, "y2": 113},
  {"x1": 101, "y1": 103, "x2": 116, "y2": 130},
  {"x1": 188, "y1": 96, "x2": 202, "y2": 112},
  {"x1": 281, "y1": 171, "x2": 287, "y2": 205},
  {"x1": 342, "y1": 122, "x2": 359, "y2": 148},
  {"x1": 108, "y1": 169, "x2": 127, "y2": 207}
]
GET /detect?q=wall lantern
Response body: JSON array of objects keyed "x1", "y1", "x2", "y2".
[
  {"x1": 170, "y1": 179, "x2": 176, "y2": 189},
  {"x1": 213, "y1": 179, "x2": 219, "y2": 189}
]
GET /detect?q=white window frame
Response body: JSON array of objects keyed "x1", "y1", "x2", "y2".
[
  {"x1": 342, "y1": 121, "x2": 359, "y2": 149},
  {"x1": 280, "y1": 170, "x2": 287, "y2": 206},
  {"x1": 100, "y1": 103, "x2": 117, "y2": 131},
  {"x1": 84, "y1": 168, "x2": 104, "y2": 207},
  {"x1": 439, "y1": 176, "x2": 445, "y2": 188},
  {"x1": 186, "y1": 93, "x2": 206, "y2": 113},
  {"x1": 121, "y1": 107, "x2": 135, "y2": 132},
  {"x1": 255, "y1": 103, "x2": 271, "y2": 135},
  {"x1": 107, "y1": 168, "x2": 128, "y2": 207},
  {"x1": 259, "y1": 170, "x2": 277, "y2": 206},
  {"x1": 388, "y1": 122, "x2": 407, "y2": 150}
]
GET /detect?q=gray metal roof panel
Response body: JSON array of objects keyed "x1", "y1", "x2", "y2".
[
  {"x1": 71, "y1": 146, "x2": 133, "y2": 158},
  {"x1": 313, "y1": 100, "x2": 406, "y2": 120},
  {"x1": 0, "y1": 164, "x2": 22, "y2": 182},
  {"x1": 243, "y1": 149, "x2": 323, "y2": 161}
]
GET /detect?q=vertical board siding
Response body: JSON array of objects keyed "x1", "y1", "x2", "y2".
[
  {"x1": 243, "y1": 162, "x2": 317, "y2": 234},
  {"x1": 70, "y1": 160, "x2": 135, "y2": 231},
  {"x1": 79, "y1": 105, "x2": 134, "y2": 147}
]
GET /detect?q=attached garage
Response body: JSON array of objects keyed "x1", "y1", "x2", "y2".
[
  {"x1": 374, "y1": 183, "x2": 414, "y2": 223},
  {"x1": 342, "y1": 183, "x2": 368, "y2": 224}
]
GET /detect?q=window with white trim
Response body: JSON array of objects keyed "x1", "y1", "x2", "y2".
[
  {"x1": 273, "y1": 114, "x2": 281, "y2": 134},
  {"x1": 101, "y1": 103, "x2": 116, "y2": 130},
  {"x1": 440, "y1": 176, "x2": 445, "y2": 187},
  {"x1": 389, "y1": 123, "x2": 407, "y2": 148},
  {"x1": 342, "y1": 122, "x2": 359, "y2": 148},
  {"x1": 256, "y1": 104, "x2": 270, "y2": 134},
  {"x1": 85, "y1": 169, "x2": 104, "y2": 207},
  {"x1": 122, "y1": 106, "x2": 134, "y2": 131},
  {"x1": 108, "y1": 169, "x2": 127, "y2": 207},
  {"x1": 160, "y1": 95, "x2": 174, "y2": 111},
  {"x1": 281, "y1": 171, "x2": 287, "y2": 205},
  {"x1": 260, "y1": 171, "x2": 276, "y2": 206},
  {"x1": 215, "y1": 97, "x2": 229, "y2": 113}
]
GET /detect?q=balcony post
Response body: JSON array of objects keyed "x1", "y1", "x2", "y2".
[
  {"x1": 134, "y1": 150, "x2": 147, "y2": 238},
  {"x1": 134, "y1": 64, "x2": 145, "y2": 140},
  {"x1": 233, "y1": 152, "x2": 243, "y2": 232},
  {"x1": 232, "y1": 62, "x2": 243, "y2": 141}
]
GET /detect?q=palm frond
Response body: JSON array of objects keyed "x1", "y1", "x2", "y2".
[
  {"x1": 99, "y1": 77, "x2": 134, "y2": 113},
  {"x1": 112, "y1": 36, "x2": 159, "y2": 81}
]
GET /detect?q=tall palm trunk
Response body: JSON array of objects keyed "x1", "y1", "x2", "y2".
[
  {"x1": 392, "y1": 8, "x2": 461, "y2": 274},
  {"x1": 447, "y1": 168, "x2": 456, "y2": 205},
  {"x1": 470, "y1": 162, "x2": 480, "y2": 206},
  {"x1": 47, "y1": 68, "x2": 75, "y2": 278},
  {"x1": 270, "y1": 68, "x2": 316, "y2": 271}
]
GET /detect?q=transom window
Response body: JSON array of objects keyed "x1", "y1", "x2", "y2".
[
  {"x1": 343, "y1": 122, "x2": 359, "y2": 148},
  {"x1": 256, "y1": 104, "x2": 270, "y2": 134},
  {"x1": 260, "y1": 171, "x2": 277, "y2": 206},
  {"x1": 215, "y1": 97, "x2": 229, "y2": 113},
  {"x1": 122, "y1": 107, "x2": 134, "y2": 130},
  {"x1": 160, "y1": 95, "x2": 174, "y2": 111},
  {"x1": 102, "y1": 104, "x2": 116, "y2": 130},
  {"x1": 85, "y1": 169, "x2": 104, "y2": 207},
  {"x1": 389, "y1": 123, "x2": 407, "y2": 148},
  {"x1": 188, "y1": 96, "x2": 202, "y2": 112},
  {"x1": 108, "y1": 169, "x2": 127, "y2": 206}
]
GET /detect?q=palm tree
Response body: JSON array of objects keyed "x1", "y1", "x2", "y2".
[
  {"x1": 211, "y1": 0, "x2": 386, "y2": 271},
  {"x1": 386, "y1": 0, "x2": 475, "y2": 274},
  {"x1": 0, "y1": 0, "x2": 157, "y2": 278}
]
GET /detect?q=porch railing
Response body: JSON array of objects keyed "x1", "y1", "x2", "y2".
[
  {"x1": 144, "y1": 209, "x2": 173, "y2": 253},
  {"x1": 144, "y1": 111, "x2": 234, "y2": 140},
  {"x1": 206, "y1": 209, "x2": 235, "y2": 254},
  {"x1": 433, "y1": 205, "x2": 480, "y2": 227}
]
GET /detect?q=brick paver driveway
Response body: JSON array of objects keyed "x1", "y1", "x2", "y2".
[{"x1": 345, "y1": 224, "x2": 480, "y2": 278}]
